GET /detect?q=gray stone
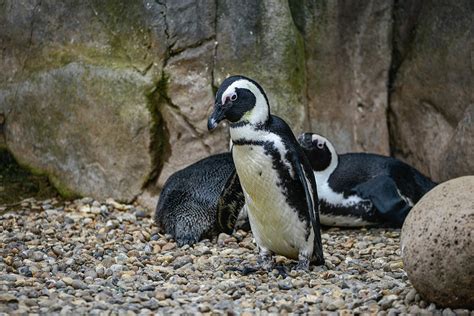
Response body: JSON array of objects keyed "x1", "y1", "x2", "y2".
[
  {"x1": 2, "y1": 63, "x2": 159, "y2": 201},
  {"x1": 165, "y1": 0, "x2": 216, "y2": 53},
  {"x1": 214, "y1": 0, "x2": 307, "y2": 132},
  {"x1": 438, "y1": 105, "x2": 474, "y2": 180},
  {"x1": 156, "y1": 41, "x2": 228, "y2": 189},
  {"x1": 401, "y1": 176, "x2": 474, "y2": 309},
  {"x1": 0, "y1": 1, "x2": 168, "y2": 202},
  {"x1": 302, "y1": 0, "x2": 393, "y2": 154},
  {"x1": 389, "y1": 1, "x2": 474, "y2": 181}
]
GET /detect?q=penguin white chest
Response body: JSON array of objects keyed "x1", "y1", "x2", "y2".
[{"x1": 232, "y1": 144, "x2": 309, "y2": 259}]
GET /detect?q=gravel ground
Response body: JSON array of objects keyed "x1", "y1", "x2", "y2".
[{"x1": 0, "y1": 198, "x2": 472, "y2": 315}]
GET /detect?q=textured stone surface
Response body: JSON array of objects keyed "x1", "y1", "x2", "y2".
[
  {"x1": 0, "y1": 0, "x2": 166, "y2": 82},
  {"x1": 438, "y1": 105, "x2": 474, "y2": 180},
  {"x1": 0, "y1": 0, "x2": 473, "y2": 203},
  {"x1": 0, "y1": 0, "x2": 167, "y2": 201},
  {"x1": 2, "y1": 63, "x2": 157, "y2": 201},
  {"x1": 401, "y1": 176, "x2": 474, "y2": 309},
  {"x1": 165, "y1": 0, "x2": 216, "y2": 53},
  {"x1": 3, "y1": 197, "x2": 466, "y2": 314},
  {"x1": 214, "y1": 0, "x2": 308, "y2": 133},
  {"x1": 389, "y1": 1, "x2": 474, "y2": 181},
  {"x1": 302, "y1": 0, "x2": 393, "y2": 154},
  {"x1": 158, "y1": 41, "x2": 229, "y2": 189}
]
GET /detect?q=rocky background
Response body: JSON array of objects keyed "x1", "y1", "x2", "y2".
[{"x1": 0, "y1": 0, "x2": 472, "y2": 207}]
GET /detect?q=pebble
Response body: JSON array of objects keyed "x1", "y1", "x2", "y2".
[{"x1": 0, "y1": 198, "x2": 472, "y2": 314}]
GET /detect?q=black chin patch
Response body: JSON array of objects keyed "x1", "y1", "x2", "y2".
[
  {"x1": 224, "y1": 88, "x2": 256, "y2": 122},
  {"x1": 302, "y1": 143, "x2": 332, "y2": 172}
]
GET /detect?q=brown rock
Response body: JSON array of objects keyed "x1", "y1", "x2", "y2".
[
  {"x1": 165, "y1": 0, "x2": 216, "y2": 53},
  {"x1": 156, "y1": 41, "x2": 229, "y2": 189},
  {"x1": 302, "y1": 0, "x2": 393, "y2": 154},
  {"x1": 0, "y1": 1, "x2": 168, "y2": 201},
  {"x1": 161, "y1": 242, "x2": 176, "y2": 252},
  {"x1": 438, "y1": 105, "x2": 474, "y2": 180},
  {"x1": 401, "y1": 176, "x2": 474, "y2": 309},
  {"x1": 214, "y1": 0, "x2": 307, "y2": 132},
  {"x1": 389, "y1": 1, "x2": 474, "y2": 181},
  {"x1": 3, "y1": 63, "x2": 159, "y2": 201}
]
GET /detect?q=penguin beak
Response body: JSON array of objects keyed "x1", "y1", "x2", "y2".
[{"x1": 208, "y1": 103, "x2": 226, "y2": 131}]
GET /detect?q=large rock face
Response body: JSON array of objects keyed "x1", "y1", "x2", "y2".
[
  {"x1": 389, "y1": 1, "x2": 474, "y2": 181},
  {"x1": 401, "y1": 176, "x2": 474, "y2": 309},
  {"x1": 0, "y1": 0, "x2": 167, "y2": 202},
  {"x1": 158, "y1": 41, "x2": 229, "y2": 189},
  {"x1": 301, "y1": 0, "x2": 393, "y2": 154},
  {"x1": 0, "y1": 0, "x2": 472, "y2": 204},
  {"x1": 2, "y1": 63, "x2": 157, "y2": 200},
  {"x1": 215, "y1": 0, "x2": 308, "y2": 133}
]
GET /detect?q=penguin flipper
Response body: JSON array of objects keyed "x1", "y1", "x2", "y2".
[
  {"x1": 352, "y1": 175, "x2": 411, "y2": 227},
  {"x1": 291, "y1": 151, "x2": 324, "y2": 265},
  {"x1": 216, "y1": 169, "x2": 246, "y2": 234}
]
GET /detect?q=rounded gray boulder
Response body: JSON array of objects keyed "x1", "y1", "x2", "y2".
[{"x1": 401, "y1": 176, "x2": 474, "y2": 309}]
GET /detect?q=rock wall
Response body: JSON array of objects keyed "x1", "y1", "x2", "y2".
[
  {"x1": 299, "y1": 0, "x2": 393, "y2": 155},
  {"x1": 0, "y1": 0, "x2": 472, "y2": 205},
  {"x1": 389, "y1": 0, "x2": 474, "y2": 182}
]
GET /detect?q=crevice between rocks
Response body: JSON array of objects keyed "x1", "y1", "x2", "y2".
[
  {"x1": 210, "y1": 0, "x2": 219, "y2": 95},
  {"x1": 386, "y1": 0, "x2": 422, "y2": 157},
  {"x1": 140, "y1": 72, "x2": 170, "y2": 194},
  {"x1": 288, "y1": 0, "x2": 312, "y2": 131}
]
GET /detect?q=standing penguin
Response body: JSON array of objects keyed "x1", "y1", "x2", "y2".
[
  {"x1": 298, "y1": 133, "x2": 438, "y2": 227},
  {"x1": 208, "y1": 76, "x2": 324, "y2": 270}
]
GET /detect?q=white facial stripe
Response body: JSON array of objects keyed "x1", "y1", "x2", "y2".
[
  {"x1": 311, "y1": 134, "x2": 338, "y2": 181},
  {"x1": 308, "y1": 134, "x2": 362, "y2": 209},
  {"x1": 221, "y1": 90, "x2": 234, "y2": 106},
  {"x1": 222, "y1": 79, "x2": 269, "y2": 124},
  {"x1": 230, "y1": 124, "x2": 295, "y2": 178}
]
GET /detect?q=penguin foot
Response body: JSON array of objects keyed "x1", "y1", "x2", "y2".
[
  {"x1": 272, "y1": 264, "x2": 288, "y2": 278},
  {"x1": 295, "y1": 256, "x2": 310, "y2": 271},
  {"x1": 175, "y1": 234, "x2": 199, "y2": 247},
  {"x1": 257, "y1": 248, "x2": 274, "y2": 271}
]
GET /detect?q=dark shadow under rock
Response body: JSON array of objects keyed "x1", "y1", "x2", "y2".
[{"x1": 0, "y1": 149, "x2": 58, "y2": 207}]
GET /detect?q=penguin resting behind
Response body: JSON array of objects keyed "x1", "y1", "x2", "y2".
[
  {"x1": 208, "y1": 75, "x2": 324, "y2": 270},
  {"x1": 155, "y1": 153, "x2": 245, "y2": 246},
  {"x1": 298, "y1": 133, "x2": 438, "y2": 227}
]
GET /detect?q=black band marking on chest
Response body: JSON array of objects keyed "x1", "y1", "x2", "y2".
[{"x1": 233, "y1": 138, "x2": 311, "y2": 227}]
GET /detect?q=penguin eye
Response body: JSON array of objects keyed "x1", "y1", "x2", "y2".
[
  {"x1": 317, "y1": 142, "x2": 324, "y2": 149},
  {"x1": 230, "y1": 93, "x2": 237, "y2": 101}
]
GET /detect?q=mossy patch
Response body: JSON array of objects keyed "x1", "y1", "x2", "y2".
[{"x1": 142, "y1": 72, "x2": 171, "y2": 188}]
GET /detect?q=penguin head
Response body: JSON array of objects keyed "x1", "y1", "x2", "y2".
[
  {"x1": 298, "y1": 133, "x2": 338, "y2": 172},
  {"x1": 208, "y1": 75, "x2": 270, "y2": 130}
]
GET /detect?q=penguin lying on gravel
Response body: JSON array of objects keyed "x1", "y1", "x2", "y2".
[
  {"x1": 208, "y1": 75, "x2": 324, "y2": 270},
  {"x1": 155, "y1": 153, "x2": 245, "y2": 246},
  {"x1": 298, "y1": 133, "x2": 438, "y2": 227}
]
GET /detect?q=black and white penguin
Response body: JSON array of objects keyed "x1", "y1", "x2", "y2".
[
  {"x1": 298, "y1": 133, "x2": 438, "y2": 227},
  {"x1": 208, "y1": 75, "x2": 324, "y2": 270},
  {"x1": 155, "y1": 153, "x2": 246, "y2": 246}
]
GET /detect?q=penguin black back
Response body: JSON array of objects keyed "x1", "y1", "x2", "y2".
[
  {"x1": 298, "y1": 132, "x2": 437, "y2": 227},
  {"x1": 332, "y1": 153, "x2": 437, "y2": 201},
  {"x1": 155, "y1": 153, "x2": 245, "y2": 246}
]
